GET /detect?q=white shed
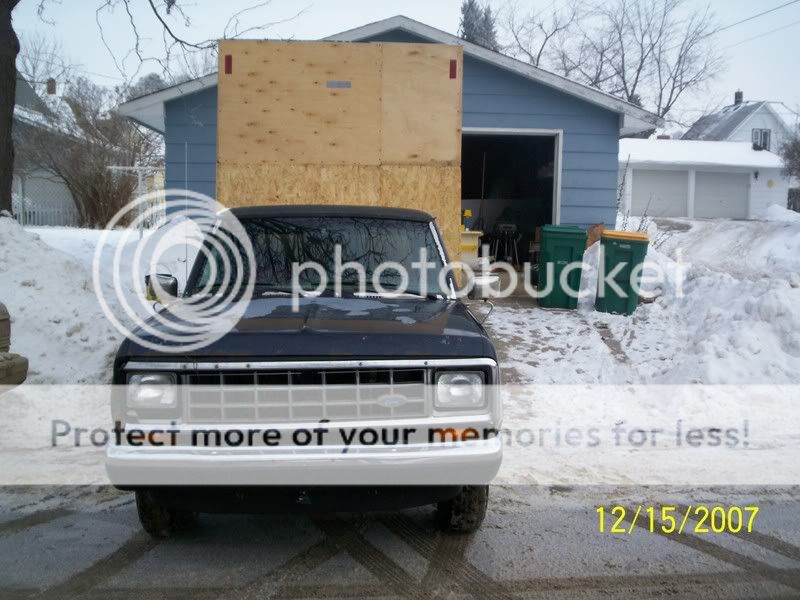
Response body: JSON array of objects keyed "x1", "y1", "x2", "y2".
[{"x1": 619, "y1": 139, "x2": 789, "y2": 220}]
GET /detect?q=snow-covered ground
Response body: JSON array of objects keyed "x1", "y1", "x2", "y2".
[
  {"x1": 1, "y1": 207, "x2": 798, "y2": 385},
  {"x1": 488, "y1": 206, "x2": 800, "y2": 385}
]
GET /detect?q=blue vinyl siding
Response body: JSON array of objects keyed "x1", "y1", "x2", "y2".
[
  {"x1": 164, "y1": 86, "x2": 217, "y2": 204},
  {"x1": 461, "y1": 56, "x2": 619, "y2": 227},
  {"x1": 163, "y1": 30, "x2": 621, "y2": 228}
]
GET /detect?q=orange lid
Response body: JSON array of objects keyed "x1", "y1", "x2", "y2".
[{"x1": 601, "y1": 230, "x2": 649, "y2": 242}]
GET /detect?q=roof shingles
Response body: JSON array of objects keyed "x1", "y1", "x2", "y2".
[{"x1": 682, "y1": 101, "x2": 764, "y2": 141}]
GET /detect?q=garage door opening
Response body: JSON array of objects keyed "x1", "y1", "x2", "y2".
[{"x1": 461, "y1": 131, "x2": 558, "y2": 267}]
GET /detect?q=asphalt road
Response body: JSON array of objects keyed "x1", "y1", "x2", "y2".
[{"x1": 1, "y1": 485, "x2": 799, "y2": 599}]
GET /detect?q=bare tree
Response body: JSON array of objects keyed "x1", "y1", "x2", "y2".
[
  {"x1": 174, "y1": 47, "x2": 216, "y2": 81},
  {"x1": 17, "y1": 31, "x2": 75, "y2": 98},
  {"x1": 781, "y1": 127, "x2": 800, "y2": 180},
  {"x1": 88, "y1": 0, "x2": 306, "y2": 82},
  {"x1": 553, "y1": 25, "x2": 619, "y2": 89},
  {"x1": 15, "y1": 76, "x2": 162, "y2": 227},
  {"x1": 504, "y1": 0, "x2": 723, "y2": 121},
  {"x1": 503, "y1": 1, "x2": 580, "y2": 67},
  {"x1": 0, "y1": 0, "x2": 20, "y2": 214},
  {"x1": 639, "y1": 1, "x2": 723, "y2": 118},
  {"x1": 1, "y1": 0, "x2": 304, "y2": 218}
]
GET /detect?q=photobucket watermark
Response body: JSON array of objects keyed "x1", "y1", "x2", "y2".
[
  {"x1": 288, "y1": 243, "x2": 689, "y2": 309},
  {"x1": 93, "y1": 193, "x2": 689, "y2": 351},
  {"x1": 92, "y1": 190, "x2": 257, "y2": 353}
]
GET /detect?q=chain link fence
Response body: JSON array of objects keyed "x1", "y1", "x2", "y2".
[{"x1": 11, "y1": 168, "x2": 166, "y2": 228}]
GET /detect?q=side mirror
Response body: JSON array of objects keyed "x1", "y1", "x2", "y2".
[{"x1": 145, "y1": 274, "x2": 179, "y2": 304}]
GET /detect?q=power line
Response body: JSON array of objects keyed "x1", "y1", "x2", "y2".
[
  {"x1": 658, "y1": 0, "x2": 800, "y2": 53},
  {"x1": 713, "y1": 0, "x2": 800, "y2": 36},
  {"x1": 721, "y1": 18, "x2": 800, "y2": 50}
]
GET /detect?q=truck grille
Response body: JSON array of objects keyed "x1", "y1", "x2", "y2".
[{"x1": 182, "y1": 368, "x2": 428, "y2": 423}]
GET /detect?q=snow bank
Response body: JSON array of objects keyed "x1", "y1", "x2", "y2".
[
  {"x1": 658, "y1": 270, "x2": 800, "y2": 383},
  {"x1": 764, "y1": 204, "x2": 800, "y2": 223},
  {"x1": 592, "y1": 218, "x2": 800, "y2": 383},
  {"x1": 0, "y1": 217, "x2": 121, "y2": 383},
  {"x1": 657, "y1": 217, "x2": 800, "y2": 280},
  {"x1": 490, "y1": 215, "x2": 800, "y2": 385},
  {"x1": 1, "y1": 220, "x2": 201, "y2": 384}
]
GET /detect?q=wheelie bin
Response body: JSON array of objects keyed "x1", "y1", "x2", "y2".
[
  {"x1": 595, "y1": 230, "x2": 649, "y2": 315},
  {"x1": 537, "y1": 225, "x2": 587, "y2": 309}
]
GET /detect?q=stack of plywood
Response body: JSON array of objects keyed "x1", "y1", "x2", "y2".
[{"x1": 216, "y1": 40, "x2": 463, "y2": 253}]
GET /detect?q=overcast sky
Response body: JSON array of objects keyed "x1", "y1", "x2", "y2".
[{"x1": 13, "y1": 0, "x2": 800, "y2": 129}]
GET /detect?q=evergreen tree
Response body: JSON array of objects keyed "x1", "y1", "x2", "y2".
[
  {"x1": 459, "y1": 0, "x2": 499, "y2": 51},
  {"x1": 479, "y1": 6, "x2": 499, "y2": 52}
]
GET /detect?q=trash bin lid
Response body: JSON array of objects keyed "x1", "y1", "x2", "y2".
[
  {"x1": 601, "y1": 230, "x2": 649, "y2": 242},
  {"x1": 541, "y1": 224, "x2": 585, "y2": 235}
]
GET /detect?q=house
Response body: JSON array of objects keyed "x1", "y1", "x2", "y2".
[
  {"x1": 682, "y1": 91, "x2": 793, "y2": 153},
  {"x1": 12, "y1": 74, "x2": 79, "y2": 226},
  {"x1": 618, "y1": 138, "x2": 788, "y2": 219},
  {"x1": 118, "y1": 15, "x2": 660, "y2": 246}
]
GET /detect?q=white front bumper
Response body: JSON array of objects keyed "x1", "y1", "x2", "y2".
[{"x1": 106, "y1": 437, "x2": 503, "y2": 486}]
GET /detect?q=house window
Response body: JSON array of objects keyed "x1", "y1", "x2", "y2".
[{"x1": 752, "y1": 128, "x2": 771, "y2": 150}]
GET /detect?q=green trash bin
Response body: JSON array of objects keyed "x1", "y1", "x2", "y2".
[
  {"x1": 537, "y1": 225, "x2": 587, "y2": 309},
  {"x1": 595, "y1": 230, "x2": 650, "y2": 315}
]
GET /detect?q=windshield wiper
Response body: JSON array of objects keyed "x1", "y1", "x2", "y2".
[
  {"x1": 351, "y1": 285, "x2": 445, "y2": 301},
  {"x1": 256, "y1": 284, "x2": 295, "y2": 296},
  {"x1": 404, "y1": 290, "x2": 447, "y2": 300}
]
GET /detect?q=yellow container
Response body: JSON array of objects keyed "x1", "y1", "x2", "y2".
[
  {"x1": 601, "y1": 230, "x2": 649, "y2": 242},
  {"x1": 460, "y1": 230, "x2": 483, "y2": 268}
]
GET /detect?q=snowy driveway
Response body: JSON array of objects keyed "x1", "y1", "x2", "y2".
[{"x1": 2, "y1": 485, "x2": 800, "y2": 598}]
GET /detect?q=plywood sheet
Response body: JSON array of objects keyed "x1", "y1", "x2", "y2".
[
  {"x1": 381, "y1": 44, "x2": 463, "y2": 165},
  {"x1": 217, "y1": 163, "x2": 382, "y2": 206},
  {"x1": 216, "y1": 40, "x2": 463, "y2": 256},
  {"x1": 217, "y1": 163, "x2": 460, "y2": 254},
  {"x1": 380, "y1": 165, "x2": 461, "y2": 255},
  {"x1": 217, "y1": 40, "x2": 382, "y2": 166}
]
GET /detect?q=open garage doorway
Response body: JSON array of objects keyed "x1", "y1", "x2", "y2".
[{"x1": 461, "y1": 129, "x2": 561, "y2": 268}]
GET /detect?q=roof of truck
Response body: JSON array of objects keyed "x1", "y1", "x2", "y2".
[{"x1": 228, "y1": 205, "x2": 435, "y2": 222}]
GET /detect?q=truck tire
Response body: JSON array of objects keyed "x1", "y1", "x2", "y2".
[
  {"x1": 135, "y1": 490, "x2": 194, "y2": 538},
  {"x1": 435, "y1": 485, "x2": 488, "y2": 533}
]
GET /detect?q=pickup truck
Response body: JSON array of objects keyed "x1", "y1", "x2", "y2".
[{"x1": 108, "y1": 206, "x2": 502, "y2": 536}]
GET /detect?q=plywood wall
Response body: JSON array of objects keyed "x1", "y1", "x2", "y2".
[{"x1": 216, "y1": 40, "x2": 463, "y2": 254}]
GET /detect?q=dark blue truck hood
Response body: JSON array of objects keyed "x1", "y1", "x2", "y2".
[{"x1": 115, "y1": 296, "x2": 495, "y2": 363}]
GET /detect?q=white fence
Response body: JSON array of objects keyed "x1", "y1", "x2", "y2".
[
  {"x1": 12, "y1": 193, "x2": 80, "y2": 227},
  {"x1": 10, "y1": 168, "x2": 167, "y2": 229},
  {"x1": 12, "y1": 170, "x2": 79, "y2": 226}
]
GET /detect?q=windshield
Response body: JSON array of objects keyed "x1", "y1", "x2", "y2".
[{"x1": 187, "y1": 216, "x2": 449, "y2": 297}]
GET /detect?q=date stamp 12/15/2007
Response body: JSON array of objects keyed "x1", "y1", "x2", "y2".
[{"x1": 597, "y1": 505, "x2": 760, "y2": 535}]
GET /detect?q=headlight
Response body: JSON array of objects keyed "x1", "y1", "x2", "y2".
[
  {"x1": 435, "y1": 371, "x2": 485, "y2": 410},
  {"x1": 127, "y1": 373, "x2": 177, "y2": 409}
]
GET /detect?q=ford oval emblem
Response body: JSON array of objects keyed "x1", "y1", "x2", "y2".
[{"x1": 377, "y1": 393, "x2": 408, "y2": 408}]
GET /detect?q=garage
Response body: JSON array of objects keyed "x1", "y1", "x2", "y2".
[
  {"x1": 694, "y1": 171, "x2": 749, "y2": 219},
  {"x1": 619, "y1": 139, "x2": 789, "y2": 220},
  {"x1": 630, "y1": 169, "x2": 688, "y2": 217},
  {"x1": 119, "y1": 15, "x2": 662, "y2": 250},
  {"x1": 461, "y1": 131, "x2": 558, "y2": 266}
]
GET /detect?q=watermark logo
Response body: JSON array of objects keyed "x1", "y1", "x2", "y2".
[
  {"x1": 92, "y1": 193, "x2": 687, "y2": 351},
  {"x1": 92, "y1": 191, "x2": 256, "y2": 353}
]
